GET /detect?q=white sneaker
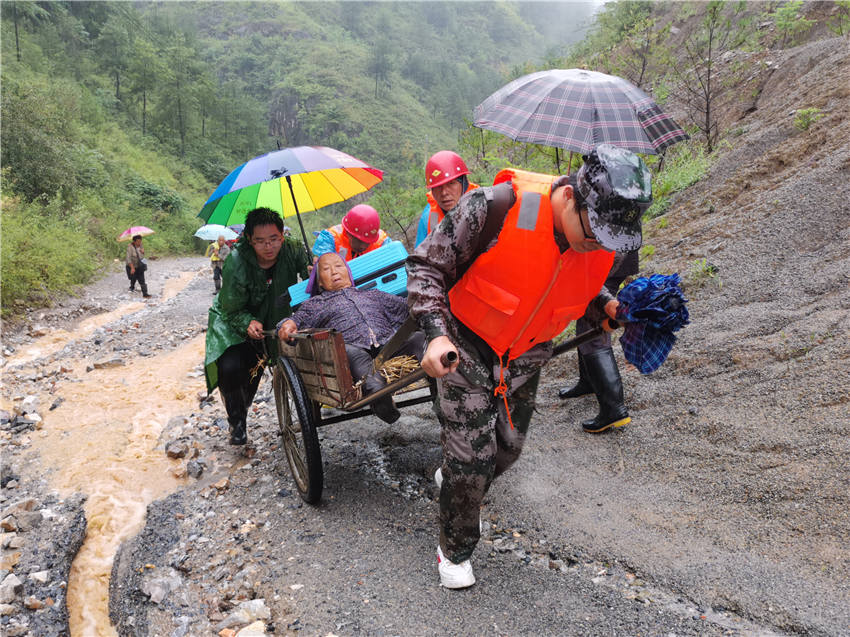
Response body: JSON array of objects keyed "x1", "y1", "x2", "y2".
[{"x1": 437, "y1": 545, "x2": 475, "y2": 589}]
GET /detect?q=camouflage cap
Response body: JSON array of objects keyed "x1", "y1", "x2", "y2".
[{"x1": 576, "y1": 143, "x2": 652, "y2": 252}]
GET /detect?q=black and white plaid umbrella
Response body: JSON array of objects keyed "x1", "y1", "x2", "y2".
[{"x1": 474, "y1": 69, "x2": 688, "y2": 155}]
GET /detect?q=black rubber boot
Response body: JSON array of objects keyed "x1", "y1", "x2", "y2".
[
  {"x1": 221, "y1": 388, "x2": 250, "y2": 445},
  {"x1": 580, "y1": 348, "x2": 630, "y2": 433},
  {"x1": 364, "y1": 372, "x2": 400, "y2": 424},
  {"x1": 227, "y1": 417, "x2": 247, "y2": 445},
  {"x1": 558, "y1": 352, "x2": 592, "y2": 399}
]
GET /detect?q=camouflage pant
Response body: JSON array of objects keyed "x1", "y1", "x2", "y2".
[{"x1": 434, "y1": 341, "x2": 550, "y2": 564}]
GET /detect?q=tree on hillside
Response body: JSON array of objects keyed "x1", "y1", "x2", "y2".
[
  {"x1": 367, "y1": 39, "x2": 393, "y2": 98},
  {"x1": 667, "y1": 0, "x2": 754, "y2": 152},
  {"x1": 194, "y1": 71, "x2": 220, "y2": 139},
  {"x1": 3, "y1": 0, "x2": 48, "y2": 62},
  {"x1": 95, "y1": 13, "x2": 134, "y2": 102},
  {"x1": 269, "y1": 75, "x2": 331, "y2": 147},
  {"x1": 569, "y1": 0, "x2": 652, "y2": 63},
  {"x1": 366, "y1": 10, "x2": 395, "y2": 98},
  {"x1": 155, "y1": 34, "x2": 202, "y2": 156},
  {"x1": 1, "y1": 78, "x2": 84, "y2": 202},
  {"x1": 767, "y1": 0, "x2": 814, "y2": 48},
  {"x1": 600, "y1": 16, "x2": 671, "y2": 90},
  {"x1": 127, "y1": 39, "x2": 163, "y2": 136}
]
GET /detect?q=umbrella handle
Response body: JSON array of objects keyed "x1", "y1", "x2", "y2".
[
  {"x1": 551, "y1": 318, "x2": 620, "y2": 358},
  {"x1": 285, "y1": 175, "x2": 315, "y2": 266}
]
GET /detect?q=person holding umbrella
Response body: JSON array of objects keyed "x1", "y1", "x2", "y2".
[
  {"x1": 407, "y1": 144, "x2": 652, "y2": 588},
  {"x1": 415, "y1": 151, "x2": 479, "y2": 247},
  {"x1": 205, "y1": 235, "x2": 231, "y2": 294},
  {"x1": 311, "y1": 204, "x2": 392, "y2": 261},
  {"x1": 125, "y1": 235, "x2": 151, "y2": 298},
  {"x1": 204, "y1": 207, "x2": 310, "y2": 446}
]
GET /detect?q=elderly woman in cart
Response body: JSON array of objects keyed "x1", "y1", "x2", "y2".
[{"x1": 277, "y1": 251, "x2": 425, "y2": 424}]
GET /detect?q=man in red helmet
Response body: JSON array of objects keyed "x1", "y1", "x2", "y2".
[
  {"x1": 312, "y1": 204, "x2": 393, "y2": 261},
  {"x1": 415, "y1": 151, "x2": 479, "y2": 247}
]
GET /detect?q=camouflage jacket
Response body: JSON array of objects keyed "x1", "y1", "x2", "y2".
[{"x1": 406, "y1": 182, "x2": 620, "y2": 350}]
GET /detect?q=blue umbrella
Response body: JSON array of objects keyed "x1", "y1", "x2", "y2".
[
  {"x1": 228, "y1": 224, "x2": 245, "y2": 235},
  {"x1": 615, "y1": 274, "x2": 690, "y2": 373},
  {"x1": 195, "y1": 224, "x2": 238, "y2": 241}
]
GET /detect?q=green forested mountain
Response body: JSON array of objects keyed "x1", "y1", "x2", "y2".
[
  {"x1": 3, "y1": 0, "x2": 845, "y2": 318},
  {"x1": 0, "y1": 0, "x2": 596, "y2": 314}
]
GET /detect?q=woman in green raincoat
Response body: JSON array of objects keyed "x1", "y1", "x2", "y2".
[{"x1": 204, "y1": 207, "x2": 309, "y2": 445}]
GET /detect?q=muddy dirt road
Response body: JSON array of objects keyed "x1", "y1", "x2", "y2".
[{"x1": 1, "y1": 243, "x2": 848, "y2": 637}]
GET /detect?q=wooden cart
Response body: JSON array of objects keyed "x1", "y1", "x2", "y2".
[
  {"x1": 273, "y1": 325, "x2": 435, "y2": 504},
  {"x1": 271, "y1": 315, "x2": 604, "y2": 504}
]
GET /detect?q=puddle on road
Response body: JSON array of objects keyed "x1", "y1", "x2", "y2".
[
  {"x1": 16, "y1": 267, "x2": 209, "y2": 636},
  {"x1": 5, "y1": 269, "x2": 200, "y2": 367}
]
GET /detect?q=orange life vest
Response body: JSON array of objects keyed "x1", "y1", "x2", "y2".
[
  {"x1": 328, "y1": 224, "x2": 389, "y2": 261},
  {"x1": 448, "y1": 168, "x2": 615, "y2": 362},
  {"x1": 425, "y1": 181, "x2": 480, "y2": 233}
]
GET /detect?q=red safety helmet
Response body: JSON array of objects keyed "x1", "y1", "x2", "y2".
[
  {"x1": 425, "y1": 150, "x2": 470, "y2": 188},
  {"x1": 342, "y1": 204, "x2": 380, "y2": 243}
]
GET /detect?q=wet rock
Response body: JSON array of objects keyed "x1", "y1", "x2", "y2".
[
  {"x1": 214, "y1": 417, "x2": 228, "y2": 430},
  {"x1": 4, "y1": 621, "x2": 30, "y2": 636},
  {"x1": 140, "y1": 568, "x2": 183, "y2": 604},
  {"x1": 216, "y1": 598, "x2": 271, "y2": 630},
  {"x1": 23, "y1": 595, "x2": 45, "y2": 610},
  {"x1": 0, "y1": 471, "x2": 20, "y2": 489},
  {"x1": 29, "y1": 325, "x2": 49, "y2": 338},
  {"x1": 214, "y1": 478, "x2": 230, "y2": 491},
  {"x1": 20, "y1": 396, "x2": 39, "y2": 413},
  {"x1": 236, "y1": 621, "x2": 267, "y2": 636},
  {"x1": 0, "y1": 573, "x2": 23, "y2": 603},
  {"x1": 29, "y1": 570, "x2": 49, "y2": 584},
  {"x1": 92, "y1": 357, "x2": 125, "y2": 369},
  {"x1": 187, "y1": 460, "x2": 205, "y2": 479},
  {"x1": 49, "y1": 398, "x2": 64, "y2": 411},
  {"x1": 2, "y1": 511, "x2": 42, "y2": 532},
  {"x1": 166, "y1": 440, "x2": 190, "y2": 459}
]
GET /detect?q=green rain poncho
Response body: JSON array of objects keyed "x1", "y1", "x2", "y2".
[{"x1": 204, "y1": 235, "x2": 309, "y2": 392}]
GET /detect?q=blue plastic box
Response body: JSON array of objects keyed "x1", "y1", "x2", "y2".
[{"x1": 288, "y1": 241, "x2": 409, "y2": 309}]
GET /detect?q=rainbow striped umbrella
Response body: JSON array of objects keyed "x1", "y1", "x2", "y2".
[{"x1": 198, "y1": 146, "x2": 383, "y2": 258}]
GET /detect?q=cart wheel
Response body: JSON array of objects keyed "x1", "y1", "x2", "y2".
[{"x1": 273, "y1": 356, "x2": 323, "y2": 504}]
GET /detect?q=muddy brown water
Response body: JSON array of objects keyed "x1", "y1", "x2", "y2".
[{"x1": 10, "y1": 273, "x2": 205, "y2": 636}]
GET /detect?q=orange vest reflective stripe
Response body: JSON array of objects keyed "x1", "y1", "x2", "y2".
[
  {"x1": 425, "y1": 181, "x2": 480, "y2": 233},
  {"x1": 448, "y1": 169, "x2": 615, "y2": 361},
  {"x1": 328, "y1": 224, "x2": 388, "y2": 261}
]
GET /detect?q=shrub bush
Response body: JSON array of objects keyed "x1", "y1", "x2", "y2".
[
  {"x1": 1, "y1": 197, "x2": 99, "y2": 315},
  {"x1": 793, "y1": 107, "x2": 824, "y2": 131}
]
